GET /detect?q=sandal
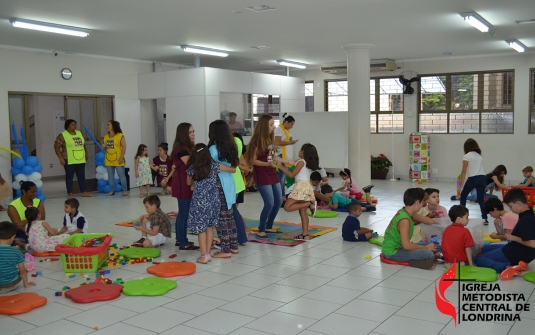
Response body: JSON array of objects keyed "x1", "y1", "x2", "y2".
[
  {"x1": 197, "y1": 254, "x2": 209, "y2": 264},
  {"x1": 68, "y1": 193, "x2": 74, "y2": 199},
  {"x1": 294, "y1": 234, "x2": 309, "y2": 241},
  {"x1": 212, "y1": 251, "x2": 231, "y2": 259},
  {"x1": 179, "y1": 244, "x2": 200, "y2": 251},
  {"x1": 123, "y1": 192, "x2": 129, "y2": 196},
  {"x1": 106, "y1": 193, "x2": 115, "y2": 197},
  {"x1": 81, "y1": 192, "x2": 94, "y2": 197},
  {"x1": 265, "y1": 229, "x2": 283, "y2": 234},
  {"x1": 255, "y1": 234, "x2": 269, "y2": 239},
  {"x1": 139, "y1": 194, "x2": 145, "y2": 198},
  {"x1": 230, "y1": 250, "x2": 239, "y2": 254}
]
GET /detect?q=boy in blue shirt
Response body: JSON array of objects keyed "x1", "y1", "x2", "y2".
[
  {"x1": 342, "y1": 203, "x2": 373, "y2": 241},
  {"x1": 320, "y1": 184, "x2": 376, "y2": 212},
  {"x1": 0, "y1": 221, "x2": 35, "y2": 294}
]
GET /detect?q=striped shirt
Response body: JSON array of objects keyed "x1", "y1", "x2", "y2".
[{"x1": 0, "y1": 244, "x2": 24, "y2": 285}]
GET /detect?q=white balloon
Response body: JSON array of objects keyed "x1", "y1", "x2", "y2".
[
  {"x1": 96, "y1": 173, "x2": 103, "y2": 179},
  {"x1": 35, "y1": 180, "x2": 43, "y2": 188},
  {"x1": 96, "y1": 166, "x2": 106, "y2": 174},
  {"x1": 15, "y1": 174, "x2": 25, "y2": 183},
  {"x1": 29, "y1": 172, "x2": 42, "y2": 182},
  {"x1": 12, "y1": 180, "x2": 21, "y2": 190},
  {"x1": 103, "y1": 172, "x2": 109, "y2": 181}
]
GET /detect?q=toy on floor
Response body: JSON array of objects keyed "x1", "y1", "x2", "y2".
[
  {"x1": 380, "y1": 253, "x2": 409, "y2": 266},
  {"x1": 369, "y1": 235, "x2": 383, "y2": 246},
  {"x1": 364, "y1": 254, "x2": 372, "y2": 259},
  {"x1": 147, "y1": 261, "x2": 196, "y2": 277},
  {"x1": 24, "y1": 253, "x2": 35, "y2": 271},
  {"x1": 122, "y1": 277, "x2": 177, "y2": 296},
  {"x1": 0, "y1": 293, "x2": 47, "y2": 315},
  {"x1": 117, "y1": 247, "x2": 161, "y2": 259},
  {"x1": 65, "y1": 283, "x2": 123, "y2": 303},
  {"x1": 33, "y1": 251, "x2": 61, "y2": 257},
  {"x1": 524, "y1": 272, "x2": 535, "y2": 284},
  {"x1": 444, "y1": 265, "x2": 498, "y2": 282},
  {"x1": 483, "y1": 233, "x2": 502, "y2": 243},
  {"x1": 79, "y1": 236, "x2": 106, "y2": 248},
  {"x1": 307, "y1": 209, "x2": 338, "y2": 218}
]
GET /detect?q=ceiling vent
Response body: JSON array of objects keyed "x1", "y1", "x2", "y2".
[{"x1": 321, "y1": 59, "x2": 396, "y2": 74}]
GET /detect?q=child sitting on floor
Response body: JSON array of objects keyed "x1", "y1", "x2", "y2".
[
  {"x1": 27, "y1": 207, "x2": 70, "y2": 253},
  {"x1": 133, "y1": 195, "x2": 172, "y2": 247},
  {"x1": 321, "y1": 184, "x2": 376, "y2": 212},
  {"x1": 59, "y1": 198, "x2": 87, "y2": 235},
  {"x1": 424, "y1": 188, "x2": 448, "y2": 219},
  {"x1": 441, "y1": 205, "x2": 475, "y2": 268},
  {"x1": 0, "y1": 221, "x2": 35, "y2": 294},
  {"x1": 342, "y1": 203, "x2": 373, "y2": 242},
  {"x1": 483, "y1": 197, "x2": 518, "y2": 242}
]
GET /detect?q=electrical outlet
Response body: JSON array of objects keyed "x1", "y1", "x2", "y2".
[
  {"x1": 432, "y1": 168, "x2": 438, "y2": 173},
  {"x1": 49, "y1": 164, "x2": 53, "y2": 168}
]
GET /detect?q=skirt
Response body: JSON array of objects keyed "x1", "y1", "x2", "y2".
[{"x1": 288, "y1": 180, "x2": 315, "y2": 202}]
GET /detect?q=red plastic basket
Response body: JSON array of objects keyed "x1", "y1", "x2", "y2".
[
  {"x1": 55, "y1": 233, "x2": 113, "y2": 273},
  {"x1": 501, "y1": 186, "x2": 535, "y2": 207}
]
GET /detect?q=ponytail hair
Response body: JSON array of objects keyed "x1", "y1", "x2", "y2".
[
  {"x1": 339, "y1": 168, "x2": 352, "y2": 187},
  {"x1": 282, "y1": 113, "x2": 295, "y2": 124}
]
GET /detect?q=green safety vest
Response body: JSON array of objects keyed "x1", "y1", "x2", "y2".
[
  {"x1": 9, "y1": 198, "x2": 41, "y2": 223},
  {"x1": 62, "y1": 130, "x2": 86, "y2": 164}
]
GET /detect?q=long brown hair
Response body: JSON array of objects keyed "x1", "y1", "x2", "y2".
[
  {"x1": 135, "y1": 144, "x2": 148, "y2": 159},
  {"x1": 172, "y1": 123, "x2": 194, "y2": 156},
  {"x1": 187, "y1": 143, "x2": 212, "y2": 181},
  {"x1": 108, "y1": 120, "x2": 123, "y2": 134},
  {"x1": 208, "y1": 120, "x2": 239, "y2": 167},
  {"x1": 463, "y1": 138, "x2": 481, "y2": 155},
  {"x1": 245, "y1": 115, "x2": 274, "y2": 164}
]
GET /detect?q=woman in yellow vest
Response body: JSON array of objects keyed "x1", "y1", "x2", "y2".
[
  {"x1": 104, "y1": 120, "x2": 128, "y2": 196},
  {"x1": 274, "y1": 113, "x2": 298, "y2": 203},
  {"x1": 8, "y1": 181, "x2": 46, "y2": 252},
  {"x1": 54, "y1": 119, "x2": 93, "y2": 199}
]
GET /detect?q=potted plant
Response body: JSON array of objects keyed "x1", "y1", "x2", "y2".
[{"x1": 370, "y1": 154, "x2": 392, "y2": 179}]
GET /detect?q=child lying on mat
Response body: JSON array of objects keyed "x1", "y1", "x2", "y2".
[
  {"x1": 342, "y1": 203, "x2": 373, "y2": 242},
  {"x1": 441, "y1": 205, "x2": 475, "y2": 268},
  {"x1": 320, "y1": 185, "x2": 376, "y2": 212}
]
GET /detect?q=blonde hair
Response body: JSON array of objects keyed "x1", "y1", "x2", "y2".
[
  {"x1": 522, "y1": 166, "x2": 533, "y2": 173},
  {"x1": 245, "y1": 115, "x2": 274, "y2": 164}
]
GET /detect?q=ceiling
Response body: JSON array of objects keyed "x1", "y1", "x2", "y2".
[{"x1": 0, "y1": 0, "x2": 534, "y2": 72}]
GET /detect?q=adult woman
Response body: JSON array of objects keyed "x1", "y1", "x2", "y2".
[
  {"x1": 8, "y1": 181, "x2": 46, "y2": 251},
  {"x1": 104, "y1": 120, "x2": 128, "y2": 196},
  {"x1": 274, "y1": 113, "x2": 298, "y2": 201},
  {"x1": 208, "y1": 120, "x2": 239, "y2": 257},
  {"x1": 245, "y1": 115, "x2": 292, "y2": 238},
  {"x1": 54, "y1": 119, "x2": 93, "y2": 199},
  {"x1": 171, "y1": 123, "x2": 199, "y2": 250}
]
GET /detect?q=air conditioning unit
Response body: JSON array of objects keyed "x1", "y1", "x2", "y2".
[{"x1": 321, "y1": 59, "x2": 396, "y2": 73}]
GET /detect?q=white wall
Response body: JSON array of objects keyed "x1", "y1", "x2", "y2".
[
  {"x1": 140, "y1": 99, "x2": 158, "y2": 157},
  {"x1": 295, "y1": 53, "x2": 535, "y2": 183},
  {"x1": 220, "y1": 92, "x2": 247, "y2": 124}
]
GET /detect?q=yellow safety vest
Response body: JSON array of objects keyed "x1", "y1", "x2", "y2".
[
  {"x1": 104, "y1": 133, "x2": 124, "y2": 166},
  {"x1": 62, "y1": 130, "x2": 86, "y2": 164},
  {"x1": 9, "y1": 198, "x2": 41, "y2": 222}
]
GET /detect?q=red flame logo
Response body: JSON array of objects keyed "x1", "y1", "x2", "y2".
[{"x1": 435, "y1": 260, "x2": 457, "y2": 326}]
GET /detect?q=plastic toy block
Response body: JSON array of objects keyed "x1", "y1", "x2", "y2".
[
  {"x1": 103, "y1": 270, "x2": 111, "y2": 274},
  {"x1": 55, "y1": 292, "x2": 63, "y2": 296},
  {"x1": 62, "y1": 286, "x2": 69, "y2": 291},
  {"x1": 68, "y1": 274, "x2": 76, "y2": 279},
  {"x1": 39, "y1": 260, "x2": 43, "y2": 263},
  {"x1": 36, "y1": 271, "x2": 42, "y2": 276},
  {"x1": 169, "y1": 254, "x2": 177, "y2": 259},
  {"x1": 152, "y1": 262, "x2": 160, "y2": 265},
  {"x1": 31, "y1": 274, "x2": 37, "y2": 277}
]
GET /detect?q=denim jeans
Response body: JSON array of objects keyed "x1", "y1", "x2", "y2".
[
  {"x1": 256, "y1": 182, "x2": 282, "y2": 233},
  {"x1": 176, "y1": 198, "x2": 191, "y2": 247},
  {"x1": 460, "y1": 175, "x2": 487, "y2": 220},
  {"x1": 64, "y1": 163, "x2": 86, "y2": 194},
  {"x1": 384, "y1": 248, "x2": 435, "y2": 262},
  {"x1": 474, "y1": 244, "x2": 510, "y2": 273},
  {"x1": 233, "y1": 204, "x2": 248, "y2": 244},
  {"x1": 106, "y1": 166, "x2": 128, "y2": 193}
]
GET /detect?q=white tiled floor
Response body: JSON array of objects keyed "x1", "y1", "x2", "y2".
[{"x1": 1, "y1": 178, "x2": 535, "y2": 334}]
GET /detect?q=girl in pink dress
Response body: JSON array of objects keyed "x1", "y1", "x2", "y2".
[{"x1": 26, "y1": 207, "x2": 69, "y2": 253}]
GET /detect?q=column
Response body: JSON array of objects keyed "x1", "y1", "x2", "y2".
[{"x1": 343, "y1": 43, "x2": 374, "y2": 187}]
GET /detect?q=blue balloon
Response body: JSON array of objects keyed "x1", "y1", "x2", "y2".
[
  {"x1": 13, "y1": 158, "x2": 25, "y2": 169},
  {"x1": 96, "y1": 152, "x2": 105, "y2": 161},
  {"x1": 38, "y1": 195, "x2": 46, "y2": 202},
  {"x1": 34, "y1": 164, "x2": 43, "y2": 173},
  {"x1": 96, "y1": 160, "x2": 104, "y2": 167},
  {"x1": 36, "y1": 188, "x2": 43, "y2": 197},
  {"x1": 114, "y1": 184, "x2": 122, "y2": 192},
  {"x1": 21, "y1": 165, "x2": 33, "y2": 175},
  {"x1": 97, "y1": 179, "x2": 107, "y2": 187},
  {"x1": 16, "y1": 189, "x2": 22, "y2": 197},
  {"x1": 103, "y1": 185, "x2": 110, "y2": 193},
  {"x1": 97, "y1": 186, "x2": 104, "y2": 193},
  {"x1": 26, "y1": 156, "x2": 39, "y2": 168},
  {"x1": 10, "y1": 167, "x2": 21, "y2": 176}
]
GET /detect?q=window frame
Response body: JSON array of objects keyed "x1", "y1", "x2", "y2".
[{"x1": 417, "y1": 69, "x2": 515, "y2": 134}]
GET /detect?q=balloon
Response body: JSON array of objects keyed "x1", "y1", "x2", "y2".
[
  {"x1": 0, "y1": 146, "x2": 22, "y2": 159},
  {"x1": 35, "y1": 180, "x2": 43, "y2": 188},
  {"x1": 34, "y1": 164, "x2": 43, "y2": 173},
  {"x1": 96, "y1": 173, "x2": 102, "y2": 180},
  {"x1": 26, "y1": 156, "x2": 39, "y2": 168},
  {"x1": 29, "y1": 172, "x2": 42, "y2": 182},
  {"x1": 96, "y1": 160, "x2": 104, "y2": 167},
  {"x1": 36, "y1": 188, "x2": 43, "y2": 197},
  {"x1": 12, "y1": 180, "x2": 21, "y2": 190},
  {"x1": 96, "y1": 151, "x2": 105, "y2": 161},
  {"x1": 96, "y1": 166, "x2": 106, "y2": 174},
  {"x1": 103, "y1": 185, "x2": 110, "y2": 193},
  {"x1": 13, "y1": 158, "x2": 25, "y2": 169},
  {"x1": 10, "y1": 167, "x2": 21, "y2": 176},
  {"x1": 37, "y1": 195, "x2": 46, "y2": 202},
  {"x1": 16, "y1": 189, "x2": 22, "y2": 197},
  {"x1": 103, "y1": 172, "x2": 109, "y2": 181},
  {"x1": 97, "y1": 179, "x2": 107, "y2": 187},
  {"x1": 114, "y1": 184, "x2": 122, "y2": 192},
  {"x1": 97, "y1": 186, "x2": 104, "y2": 193},
  {"x1": 22, "y1": 165, "x2": 33, "y2": 175},
  {"x1": 15, "y1": 174, "x2": 25, "y2": 183}
]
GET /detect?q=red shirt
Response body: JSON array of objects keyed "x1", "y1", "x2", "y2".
[
  {"x1": 253, "y1": 148, "x2": 279, "y2": 186},
  {"x1": 171, "y1": 146, "x2": 193, "y2": 200},
  {"x1": 441, "y1": 223, "x2": 475, "y2": 263}
]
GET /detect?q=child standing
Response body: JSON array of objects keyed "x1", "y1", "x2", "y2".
[
  {"x1": 59, "y1": 198, "x2": 87, "y2": 235},
  {"x1": 26, "y1": 208, "x2": 70, "y2": 253},
  {"x1": 342, "y1": 203, "x2": 373, "y2": 242},
  {"x1": 277, "y1": 143, "x2": 319, "y2": 240},
  {"x1": 0, "y1": 221, "x2": 35, "y2": 294},
  {"x1": 321, "y1": 184, "x2": 376, "y2": 212},
  {"x1": 424, "y1": 188, "x2": 448, "y2": 219},
  {"x1": 483, "y1": 197, "x2": 518, "y2": 241},
  {"x1": 135, "y1": 144, "x2": 153, "y2": 198},
  {"x1": 441, "y1": 205, "x2": 475, "y2": 268},
  {"x1": 152, "y1": 142, "x2": 175, "y2": 195},
  {"x1": 336, "y1": 168, "x2": 374, "y2": 206},
  {"x1": 186, "y1": 143, "x2": 221, "y2": 264},
  {"x1": 133, "y1": 195, "x2": 171, "y2": 247},
  {"x1": 458, "y1": 138, "x2": 488, "y2": 224}
]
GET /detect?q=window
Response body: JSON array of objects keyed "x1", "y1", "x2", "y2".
[
  {"x1": 305, "y1": 81, "x2": 314, "y2": 112},
  {"x1": 419, "y1": 70, "x2": 514, "y2": 133},
  {"x1": 325, "y1": 78, "x2": 404, "y2": 133},
  {"x1": 530, "y1": 69, "x2": 535, "y2": 133}
]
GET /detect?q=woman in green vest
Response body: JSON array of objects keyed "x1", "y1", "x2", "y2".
[
  {"x1": 8, "y1": 181, "x2": 46, "y2": 251},
  {"x1": 381, "y1": 188, "x2": 437, "y2": 269},
  {"x1": 54, "y1": 119, "x2": 93, "y2": 199},
  {"x1": 104, "y1": 120, "x2": 128, "y2": 196}
]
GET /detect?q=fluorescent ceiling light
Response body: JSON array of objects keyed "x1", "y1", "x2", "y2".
[
  {"x1": 11, "y1": 18, "x2": 91, "y2": 37},
  {"x1": 180, "y1": 45, "x2": 229, "y2": 57},
  {"x1": 276, "y1": 59, "x2": 307, "y2": 69},
  {"x1": 459, "y1": 12, "x2": 493, "y2": 33},
  {"x1": 506, "y1": 40, "x2": 526, "y2": 53}
]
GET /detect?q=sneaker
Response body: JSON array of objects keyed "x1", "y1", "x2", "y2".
[
  {"x1": 516, "y1": 261, "x2": 529, "y2": 272},
  {"x1": 500, "y1": 266, "x2": 521, "y2": 281},
  {"x1": 134, "y1": 238, "x2": 146, "y2": 244},
  {"x1": 366, "y1": 205, "x2": 376, "y2": 212},
  {"x1": 362, "y1": 185, "x2": 374, "y2": 193},
  {"x1": 483, "y1": 220, "x2": 489, "y2": 225}
]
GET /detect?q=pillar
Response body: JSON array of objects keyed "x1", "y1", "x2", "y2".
[{"x1": 343, "y1": 43, "x2": 374, "y2": 187}]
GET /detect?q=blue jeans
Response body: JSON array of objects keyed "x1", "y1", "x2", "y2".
[
  {"x1": 384, "y1": 248, "x2": 434, "y2": 262},
  {"x1": 460, "y1": 175, "x2": 487, "y2": 220},
  {"x1": 233, "y1": 204, "x2": 248, "y2": 244},
  {"x1": 474, "y1": 244, "x2": 510, "y2": 273},
  {"x1": 106, "y1": 166, "x2": 128, "y2": 193},
  {"x1": 64, "y1": 163, "x2": 86, "y2": 194},
  {"x1": 256, "y1": 182, "x2": 282, "y2": 233},
  {"x1": 176, "y1": 198, "x2": 191, "y2": 247}
]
